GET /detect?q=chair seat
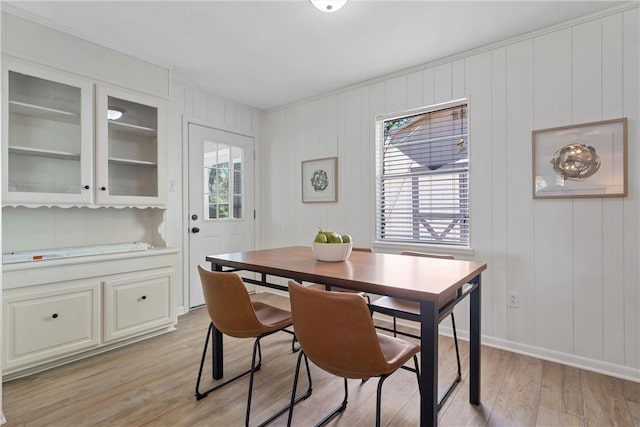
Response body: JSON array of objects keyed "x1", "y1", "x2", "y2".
[
  {"x1": 314, "y1": 332, "x2": 420, "y2": 380},
  {"x1": 377, "y1": 333, "x2": 421, "y2": 373},
  {"x1": 371, "y1": 295, "x2": 456, "y2": 323},
  {"x1": 253, "y1": 301, "x2": 293, "y2": 330}
]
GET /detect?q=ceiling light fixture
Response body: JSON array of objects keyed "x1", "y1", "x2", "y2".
[
  {"x1": 107, "y1": 107, "x2": 125, "y2": 121},
  {"x1": 310, "y1": 0, "x2": 347, "y2": 13}
]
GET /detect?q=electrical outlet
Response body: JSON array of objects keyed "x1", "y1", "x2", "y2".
[{"x1": 508, "y1": 292, "x2": 519, "y2": 308}]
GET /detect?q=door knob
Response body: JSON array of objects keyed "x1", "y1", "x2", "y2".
[{"x1": 191, "y1": 227, "x2": 200, "y2": 233}]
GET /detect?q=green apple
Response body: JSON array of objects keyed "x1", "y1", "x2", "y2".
[
  {"x1": 326, "y1": 232, "x2": 343, "y2": 243},
  {"x1": 314, "y1": 232, "x2": 328, "y2": 243},
  {"x1": 341, "y1": 234, "x2": 352, "y2": 243}
]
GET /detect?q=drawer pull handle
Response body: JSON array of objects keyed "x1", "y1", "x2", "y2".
[
  {"x1": 52, "y1": 313, "x2": 59, "y2": 319},
  {"x1": 140, "y1": 295, "x2": 147, "y2": 301}
]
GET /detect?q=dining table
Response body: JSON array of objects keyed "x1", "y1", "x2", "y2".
[{"x1": 206, "y1": 245, "x2": 487, "y2": 427}]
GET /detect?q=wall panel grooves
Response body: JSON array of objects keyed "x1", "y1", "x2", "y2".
[{"x1": 260, "y1": 6, "x2": 639, "y2": 381}]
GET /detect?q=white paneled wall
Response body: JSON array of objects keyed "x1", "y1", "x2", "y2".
[
  {"x1": 2, "y1": 207, "x2": 166, "y2": 252},
  {"x1": 261, "y1": 6, "x2": 639, "y2": 381},
  {"x1": 1, "y1": 12, "x2": 170, "y2": 99},
  {"x1": 167, "y1": 81, "x2": 261, "y2": 313}
]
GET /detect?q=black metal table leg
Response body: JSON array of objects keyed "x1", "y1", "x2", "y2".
[
  {"x1": 211, "y1": 261, "x2": 224, "y2": 380},
  {"x1": 420, "y1": 299, "x2": 439, "y2": 427},
  {"x1": 469, "y1": 275, "x2": 481, "y2": 404}
]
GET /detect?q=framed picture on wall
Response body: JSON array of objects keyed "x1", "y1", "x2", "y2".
[
  {"x1": 532, "y1": 118, "x2": 627, "y2": 199},
  {"x1": 302, "y1": 157, "x2": 338, "y2": 203}
]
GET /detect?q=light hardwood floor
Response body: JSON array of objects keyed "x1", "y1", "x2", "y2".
[{"x1": 3, "y1": 293, "x2": 639, "y2": 426}]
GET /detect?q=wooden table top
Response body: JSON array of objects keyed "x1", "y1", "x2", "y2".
[{"x1": 206, "y1": 246, "x2": 487, "y2": 303}]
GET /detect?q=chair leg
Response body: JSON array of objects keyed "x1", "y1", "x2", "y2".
[
  {"x1": 278, "y1": 327, "x2": 301, "y2": 353},
  {"x1": 412, "y1": 355, "x2": 421, "y2": 395},
  {"x1": 375, "y1": 374, "x2": 391, "y2": 427},
  {"x1": 245, "y1": 338, "x2": 263, "y2": 427},
  {"x1": 195, "y1": 322, "x2": 214, "y2": 399},
  {"x1": 195, "y1": 323, "x2": 262, "y2": 400},
  {"x1": 258, "y1": 352, "x2": 311, "y2": 427},
  {"x1": 372, "y1": 311, "x2": 462, "y2": 408},
  {"x1": 291, "y1": 333, "x2": 300, "y2": 353},
  {"x1": 315, "y1": 377, "x2": 349, "y2": 427},
  {"x1": 437, "y1": 312, "x2": 462, "y2": 410},
  {"x1": 451, "y1": 312, "x2": 462, "y2": 379},
  {"x1": 376, "y1": 356, "x2": 420, "y2": 427},
  {"x1": 287, "y1": 351, "x2": 314, "y2": 427},
  {"x1": 250, "y1": 333, "x2": 312, "y2": 427},
  {"x1": 287, "y1": 352, "x2": 348, "y2": 427}
]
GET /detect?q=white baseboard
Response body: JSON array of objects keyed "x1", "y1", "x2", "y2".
[
  {"x1": 380, "y1": 315, "x2": 640, "y2": 383},
  {"x1": 176, "y1": 305, "x2": 187, "y2": 316},
  {"x1": 481, "y1": 335, "x2": 640, "y2": 383}
]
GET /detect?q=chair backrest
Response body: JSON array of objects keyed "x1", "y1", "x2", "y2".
[
  {"x1": 288, "y1": 280, "x2": 389, "y2": 379},
  {"x1": 197, "y1": 265, "x2": 266, "y2": 338}
]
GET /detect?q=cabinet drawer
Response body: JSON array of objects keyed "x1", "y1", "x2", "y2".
[
  {"x1": 3, "y1": 282, "x2": 101, "y2": 371},
  {"x1": 103, "y1": 269, "x2": 174, "y2": 342}
]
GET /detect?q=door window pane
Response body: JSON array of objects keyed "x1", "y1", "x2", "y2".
[{"x1": 203, "y1": 141, "x2": 244, "y2": 220}]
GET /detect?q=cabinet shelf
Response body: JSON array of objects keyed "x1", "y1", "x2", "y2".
[
  {"x1": 9, "y1": 100, "x2": 80, "y2": 125},
  {"x1": 108, "y1": 157, "x2": 158, "y2": 167},
  {"x1": 9, "y1": 145, "x2": 81, "y2": 161},
  {"x1": 109, "y1": 120, "x2": 157, "y2": 137}
]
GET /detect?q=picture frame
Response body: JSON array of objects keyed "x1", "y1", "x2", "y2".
[
  {"x1": 301, "y1": 157, "x2": 338, "y2": 203},
  {"x1": 532, "y1": 118, "x2": 627, "y2": 199}
]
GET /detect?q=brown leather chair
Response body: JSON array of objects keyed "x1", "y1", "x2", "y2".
[
  {"x1": 195, "y1": 266, "x2": 311, "y2": 426},
  {"x1": 368, "y1": 251, "x2": 462, "y2": 409},
  {"x1": 286, "y1": 280, "x2": 420, "y2": 427},
  {"x1": 309, "y1": 247, "x2": 372, "y2": 301}
]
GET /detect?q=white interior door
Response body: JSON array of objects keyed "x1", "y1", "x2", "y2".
[{"x1": 188, "y1": 123, "x2": 255, "y2": 308}]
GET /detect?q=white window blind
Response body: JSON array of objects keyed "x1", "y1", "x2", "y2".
[{"x1": 375, "y1": 99, "x2": 469, "y2": 246}]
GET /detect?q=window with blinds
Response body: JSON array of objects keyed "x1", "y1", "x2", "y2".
[{"x1": 375, "y1": 99, "x2": 469, "y2": 246}]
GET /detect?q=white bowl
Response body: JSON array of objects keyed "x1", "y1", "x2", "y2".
[{"x1": 312, "y1": 242, "x2": 353, "y2": 262}]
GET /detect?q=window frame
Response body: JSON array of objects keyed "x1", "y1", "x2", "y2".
[
  {"x1": 374, "y1": 98, "x2": 471, "y2": 250},
  {"x1": 203, "y1": 143, "x2": 245, "y2": 221}
]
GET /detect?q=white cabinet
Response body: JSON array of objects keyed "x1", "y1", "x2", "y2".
[
  {"x1": 2, "y1": 248, "x2": 178, "y2": 379},
  {"x1": 3, "y1": 280, "x2": 101, "y2": 372},
  {"x1": 103, "y1": 269, "x2": 173, "y2": 343},
  {"x1": 2, "y1": 57, "x2": 167, "y2": 208},
  {"x1": 96, "y1": 85, "x2": 167, "y2": 207},
  {"x1": 2, "y1": 57, "x2": 94, "y2": 205}
]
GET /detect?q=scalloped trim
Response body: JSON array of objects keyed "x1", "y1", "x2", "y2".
[{"x1": 2, "y1": 203, "x2": 166, "y2": 209}]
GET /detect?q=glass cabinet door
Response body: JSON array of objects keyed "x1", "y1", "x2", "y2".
[
  {"x1": 95, "y1": 85, "x2": 167, "y2": 207},
  {"x1": 2, "y1": 58, "x2": 93, "y2": 206}
]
